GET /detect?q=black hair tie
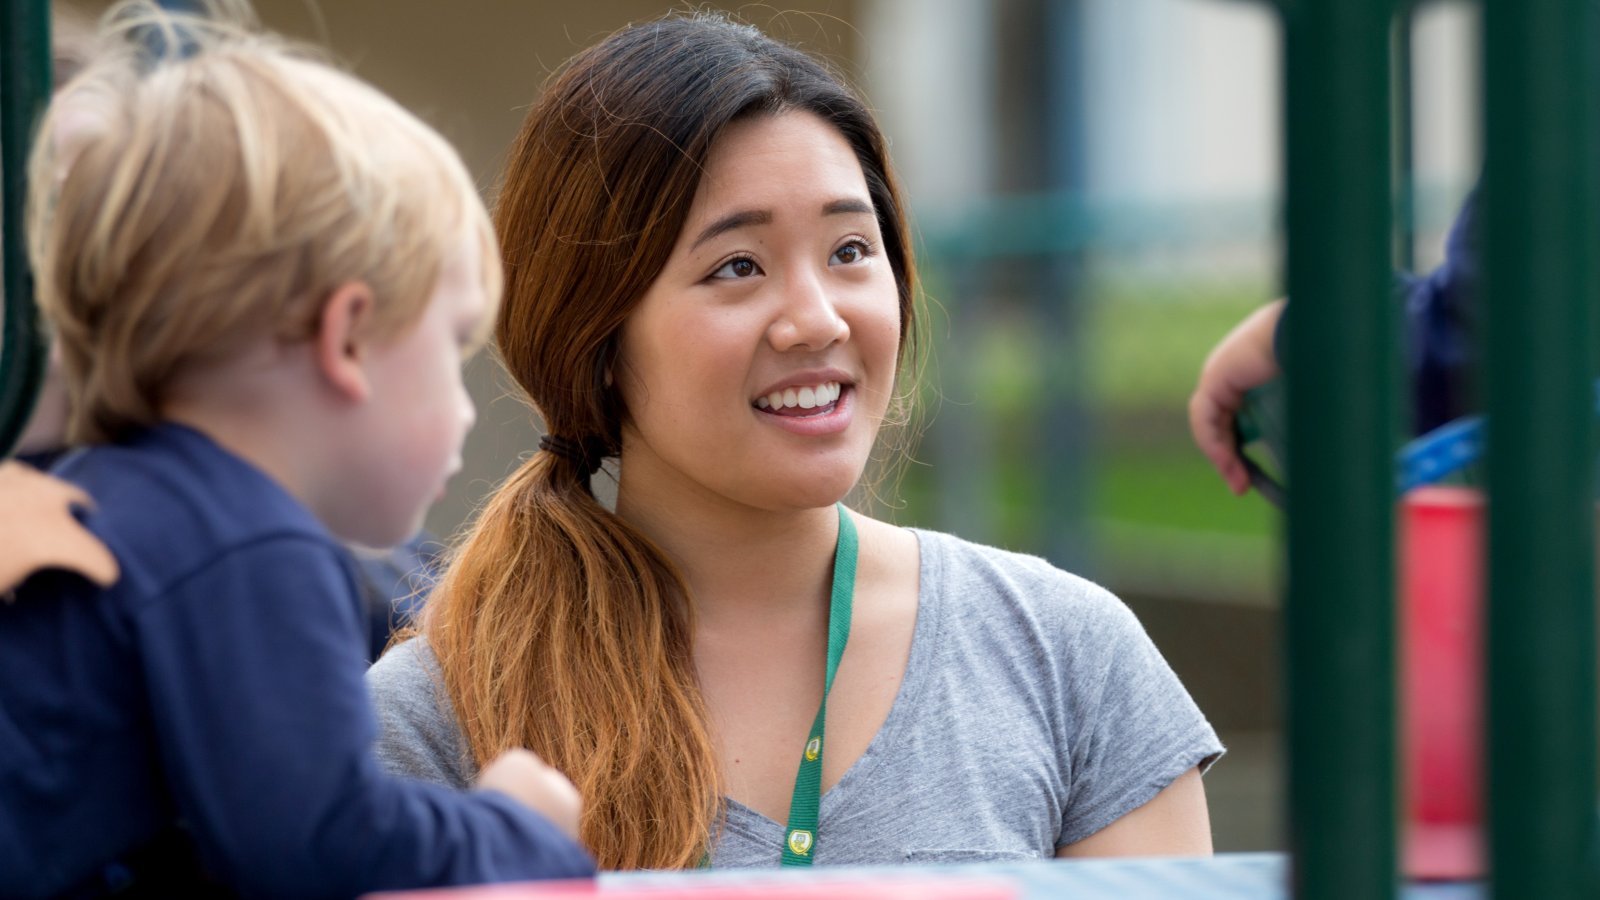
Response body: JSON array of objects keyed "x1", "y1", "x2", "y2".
[{"x1": 538, "y1": 433, "x2": 608, "y2": 476}]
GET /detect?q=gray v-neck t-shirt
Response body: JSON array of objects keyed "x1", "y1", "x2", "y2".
[{"x1": 366, "y1": 528, "x2": 1223, "y2": 867}]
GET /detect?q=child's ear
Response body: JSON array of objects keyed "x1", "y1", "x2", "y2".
[{"x1": 315, "y1": 281, "x2": 377, "y2": 402}]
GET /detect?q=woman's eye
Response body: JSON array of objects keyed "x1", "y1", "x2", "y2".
[
  {"x1": 711, "y1": 257, "x2": 761, "y2": 279},
  {"x1": 832, "y1": 240, "x2": 871, "y2": 265}
]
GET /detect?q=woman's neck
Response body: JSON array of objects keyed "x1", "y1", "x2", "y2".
[{"x1": 615, "y1": 480, "x2": 845, "y2": 624}]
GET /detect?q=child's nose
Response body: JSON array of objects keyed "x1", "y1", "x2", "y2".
[{"x1": 458, "y1": 382, "x2": 477, "y2": 432}]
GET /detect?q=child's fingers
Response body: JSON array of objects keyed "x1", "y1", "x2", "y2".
[
  {"x1": 478, "y1": 748, "x2": 584, "y2": 842},
  {"x1": 1187, "y1": 391, "x2": 1249, "y2": 495},
  {"x1": 1189, "y1": 298, "x2": 1284, "y2": 495},
  {"x1": 0, "y1": 461, "x2": 119, "y2": 594}
]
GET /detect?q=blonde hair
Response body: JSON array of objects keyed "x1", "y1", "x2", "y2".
[{"x1": 26, "y1": 0, "x2": 500, "y2": 444}]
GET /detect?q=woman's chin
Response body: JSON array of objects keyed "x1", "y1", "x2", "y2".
[{"x1": 749, "y1": 466, "x2": 869, "y2": 513}]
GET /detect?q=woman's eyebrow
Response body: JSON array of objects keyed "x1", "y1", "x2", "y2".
[
  {"x1": 822, "y1": 197, "x2": 873, "y2": 217},
  {"x1": 691, "y1": 209, "x2": 771, "y2": 249},
  {"x1": 690, "y1": 198, "x2": 875, "y2": 250}
]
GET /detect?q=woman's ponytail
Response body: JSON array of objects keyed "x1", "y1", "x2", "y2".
[{"x1": 425, "y1": 453, "x2": 721, "y2": 869}]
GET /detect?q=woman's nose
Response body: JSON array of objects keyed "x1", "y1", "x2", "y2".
[{"x1": 768, "y1": 269, "x2": 850, "y2": 351}]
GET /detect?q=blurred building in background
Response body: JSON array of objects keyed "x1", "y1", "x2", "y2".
[
  {"x1": 862, "y1": 0, "x2": 1478, "y2": 852},
  {"x1": 77, "y1": 0, "x2": 1477, "y2": 853}
]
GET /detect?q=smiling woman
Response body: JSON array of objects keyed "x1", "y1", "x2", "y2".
[
  {"x1": 367, "y1": 11, "x2": 1223, "y2": 872},
  {"x1": 616, "y1": 111, "x2": 903, "y2": 518}
]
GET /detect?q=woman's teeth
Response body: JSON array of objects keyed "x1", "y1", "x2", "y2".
[{"x1": 755, "y1": 381, "x2": 843, "y2": 412}]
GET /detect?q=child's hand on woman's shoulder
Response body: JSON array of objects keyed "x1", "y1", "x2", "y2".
[
  {"x1": 0, "y1": 461, "x2": 119, "y2": 593},
  {"x1": 477, "y1": 749, "x2": 583, "y2": 842}
]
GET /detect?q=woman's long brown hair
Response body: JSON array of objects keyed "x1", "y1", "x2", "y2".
[{"x1": 423, "y1": 13, "x2": 918, "y2": 869}]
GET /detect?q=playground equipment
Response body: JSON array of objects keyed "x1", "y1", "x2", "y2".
[
  {"x1": 0, "y1": 0, "x2": 48, "y2": 457},
  {"x1": 1398, "y1": 486, "x2": 1483, "y2": 881},
  {"x1": 1275, "y1": 2, "x2": 1596, "y2": 898}
]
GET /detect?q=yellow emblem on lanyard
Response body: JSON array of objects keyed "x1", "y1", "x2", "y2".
[
  {"x1": 787, "y1": 829, "x2": 814, "y2": 857},
  {"x1": 804, "y1": 736, "x2": 821, "y2": 761}
]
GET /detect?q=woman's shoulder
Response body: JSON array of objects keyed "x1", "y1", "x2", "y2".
[
  {"x1": 908, "y1": 527, "x2": 1125, "y2": 615},
  {"x1": 366, "y1": 636, "x2": 477, "y2": 788},
  {"x1": 900, "y1": 526, "x2": 1152, "y2": 661},
  {"x1": 368, "y1": 635, "x2": 441, "y2": 693},
  {"x1": 367, "y1": 636, "x2": 454, "y2": 734}
]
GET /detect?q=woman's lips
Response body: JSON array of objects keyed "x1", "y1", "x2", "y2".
[{"x1": 754, "y1": 384, "x2": 854, "y2": 435}]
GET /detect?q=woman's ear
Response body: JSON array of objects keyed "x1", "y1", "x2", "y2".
[{"x1": 315, "y1": 282, "x2": 376, "y2": 402}]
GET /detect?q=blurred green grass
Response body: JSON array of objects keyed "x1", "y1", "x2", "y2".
[
  {"x1": 1084, "y1": 276, "x2": 1278, "y2": 537},
  {"x1": 1096, "y1": 445, "x2": 1275, "y2": 537},
  {"x1": 1086, "y1": 277, "x2": 1266, "y2": 406}
]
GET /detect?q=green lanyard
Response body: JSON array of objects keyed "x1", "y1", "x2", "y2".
[{"x1": 778, "y1": 503, "x2": 857, "y2": 866}]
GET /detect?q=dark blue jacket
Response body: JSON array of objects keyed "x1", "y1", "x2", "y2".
[
  {"x1": 1399, "y1": 189, "x2": 1478, "y2": 435},
  {"x1": 0, "y1": 423, "x2": 594, "y2": 898},
  {"x1": 1278, "y1": 189, "x2": 1478, "y2": 436}
]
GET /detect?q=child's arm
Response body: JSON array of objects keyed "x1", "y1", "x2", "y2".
[
  {"x1": 1187, "y1": 299, "x2": 1284, "y2": 495},
  {"x1": 1189, "y1": 190, "x2": 1479, "y2": 494},
  {"x1": 133, "y1": 537, "x2": 594, "y2": 895}
]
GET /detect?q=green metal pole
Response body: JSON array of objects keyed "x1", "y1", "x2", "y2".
[
  {"x1": 1, "y1": 0, "x2": 52, "y2": 457},
  {"x1": 1482, "y1": 1, "x2": 1600, "y2": 896},
  {"x1": 1281, "y1": 0, "x2": 1398, "y2": 896},
  {"x1": 1391, "y1": 8, "x2": 1415, "y2": 275}
]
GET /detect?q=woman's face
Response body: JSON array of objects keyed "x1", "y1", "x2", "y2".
[{"x1": 615, "y1": 110, "x2": 902, "y2": 515}]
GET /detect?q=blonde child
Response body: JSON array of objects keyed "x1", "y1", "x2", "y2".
[
  {"x1": 12, "y1": 4, "x2": 444, "y2": 665},
  {"x1": 0, "y1": 4, "x2": 591, "y2": 895}
]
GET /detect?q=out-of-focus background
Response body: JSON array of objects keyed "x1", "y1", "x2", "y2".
[{"x1": 78, "y1": 0, "x2": 1481, "y2": 852}]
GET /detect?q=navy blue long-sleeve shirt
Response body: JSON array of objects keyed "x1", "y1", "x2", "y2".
[
  {"x1": 1277, "y1": 188, "x2": 1479, "y2": 436},
  {"x1": 0, "y1": 423, "x2": 594, "y2": 898},
  {"x1": 1398, "y1": 188, "x2": 1478, "y2": 435}
]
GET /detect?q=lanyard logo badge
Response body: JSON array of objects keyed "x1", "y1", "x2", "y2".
[
  {"x1": 787, "y1": 829, "x2": 815, "y2": 857},
  {"x1": 804, "y1": 736, "x2": 822, "y2": 761}
]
